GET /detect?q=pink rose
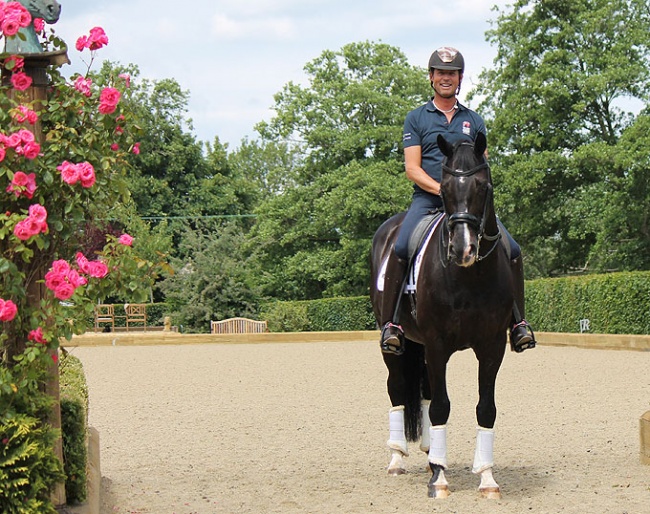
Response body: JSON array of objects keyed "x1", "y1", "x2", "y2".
[
  {"x1": 78, "y1": 162, "x2": 96, "y2": 188},
  {"x1": 118, "y1": 73, "x2": 131, "y2": 87},
  {"x1": 53, "y1": 282, "x2": 75, "y2": 300},
  {"x1": 17, "y1": 129, "x2": 35, "y2": 144},
  {"x1": 73, "y1": 76, "x2": 92, "y2": 97},
  {"x1": 0, "y1": 299, "x2": 18, "y2": 322},
  {"x1": 57, "y1": 160, "x2": 80, "y2": 184},
  {"x1": 85, "y1": 261, "x2": 109, "y2": 278},
  {"x1": 21, "y1": 141, "x2": 40, "y2": 160},
  {"x1": 76, "y1": 252, "x2": 90, "y2": 273},
  {"x1": 87, "y1": 26, "x2": 109, "y2": 50},
  {"x1": 11, "y1": 71, "x2": 32, "y2": 91},
  {"x1": 118, "y1": 233, "x2": 134, "y2": 246},
  {"x1": 28, "y1": 327, "x2": 47, "y2": 344},
  {"x1": 6, "y1": 171, "x2": 37, "y2": 199},
  {"x1": 75, "y1": 35, "x2": 88, "y2": 52},
  {"x1": 132, "y1": 142, "x2": 140, "y2": 155},
  {"x1": 44, "y1": 271, "x2": 66, "y2": 291},
  {"x1": 13, "y1": 105, "x2": 38, "y2": 124},
  {"x1": 51, "y1": 260, "x2": 71, "y2": 274},
  {"x1": 99, "y1": 87, "x2": 120, "y2": 114},
  {"x1": 4, "y1": 55, "x2": 25, "y2": 72},
  {"x1": 67, "y1": 269, "x2": 87, "y2": 288},
  {"x1": 33, "y1": 18, "x2": 44, "y2": 33},
  {"x1": 110, "y1": 143, "x2": 119, "y2": 151},
  {"x1": 1, "y1": 18, "x2": 22, "y2": 37},
  {"x1": 13, "y1": 217, "x2": 42, "y2": 240},
  {"x1": 28, "y1": 203, "x2": 47, "y2": 224},
  {"x1": 6, "y1": 133, "x2": 21, "y2": 148},
  {"x1": 99, "y1": 102, "x2": 117, "y2": 115},
  {"x1": 0, "y1": 146, "x2": 5, "y2": 163}
]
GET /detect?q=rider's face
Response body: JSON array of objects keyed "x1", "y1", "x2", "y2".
[{"x1": 430, "y1": 69, "x2": 462, "y2": 99}]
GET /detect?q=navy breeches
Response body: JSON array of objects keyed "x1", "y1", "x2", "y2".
[{"x1": 394, "y1": 192, "x2": 520, "y2": 260}]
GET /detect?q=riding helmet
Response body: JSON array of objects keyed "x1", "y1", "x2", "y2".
[{"x1": 428, "y1": 47, "x2": 465, "y2": 73}]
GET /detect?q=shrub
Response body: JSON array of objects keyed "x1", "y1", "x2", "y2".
[{"x1": 60, "y1": 353, "x2": 89, "y2": 504}]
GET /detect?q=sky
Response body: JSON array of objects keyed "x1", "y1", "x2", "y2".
[{"x1": 49, "y1": 0, "x2": 513, "y2": 149}]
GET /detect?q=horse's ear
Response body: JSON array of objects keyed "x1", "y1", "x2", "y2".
[
  {"x1": 438, "y1": 134, "x2": 452, "y2": 157},
  {"x1": 474, "y1": 132, "x2": 487, "y2": 158}
]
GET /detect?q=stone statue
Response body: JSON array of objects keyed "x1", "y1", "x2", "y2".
[{"x1": 4, "y1": 0, "x2": 62, "y2": 54}]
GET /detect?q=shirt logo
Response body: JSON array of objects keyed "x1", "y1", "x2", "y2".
[
  {"x1": 403, "y1": 132, "x2": 412, "y2": 142},
  {"x1": 462, "y1": 121, "x2": 471, "y2": 135}
]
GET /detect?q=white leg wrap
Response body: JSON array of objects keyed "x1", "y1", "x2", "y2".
[
  {"x1": 420, "y1": 400, "x2": 431, "y2": 452},
  {"x1": 387, "y1": 406, "x2": 408, "y2": 456},
  {"x1": 472, "y1": 426, "x2": 495, "y2": 474},
  {"x1": 427, "y1": 424, "x2": 447, "y2": 468}
]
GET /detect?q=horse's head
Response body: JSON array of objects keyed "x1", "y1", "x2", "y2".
[
  {"x1": 18, "y1": 0, "x2": 62, "y2": 24},
  {"x1": 438, "y1": 132, "x2": 492, "y2": 267}
]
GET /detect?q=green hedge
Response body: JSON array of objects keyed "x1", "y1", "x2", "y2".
[
  {"x1": 261, "y1": 272, "x2": 650, "y2": 335},
  {"x1": 59, "y1": 353, "x2": 89, "y2": 505},
  {"x1": 526, "y1": 271, "x2": 650, "y2": 334},
  {"x1": 262, "y1": 296, "x2": 376, "y2": 332}
]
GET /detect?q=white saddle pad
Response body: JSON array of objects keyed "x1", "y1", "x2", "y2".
[{"x1": 376, "y1": 215, "x2": 443, "y2": 293}]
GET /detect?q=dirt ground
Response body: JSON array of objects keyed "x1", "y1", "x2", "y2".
[{"x1": 69, "y1": 339, "x2": 650, "y2": 514}]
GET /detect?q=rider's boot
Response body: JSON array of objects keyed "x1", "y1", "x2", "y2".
[
  {"x1": 380, "y1": 255, "x2": 408, "y2": 356},
  {"x1": 510, "y1": 255, "x2": 536, "y2": 353}
]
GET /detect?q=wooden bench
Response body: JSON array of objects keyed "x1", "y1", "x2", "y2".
[
  {"x1": 94, "y1": 304, "x2": 115, "y2": 332},
  {"x1": 124, "y1": 303, "x2": 147, "y2": 331},
  {"x1": 211, "y1": 317, "x2": 268, "y2": 334}
]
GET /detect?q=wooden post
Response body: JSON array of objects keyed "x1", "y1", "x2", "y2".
[
  {"x1": 641, "y1": 411, "x2": 650, "y2": 465},
  {"x1": 3, "y1": 48, "x2": 70, "y2": 508}
]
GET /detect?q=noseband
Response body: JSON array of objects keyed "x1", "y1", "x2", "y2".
[{"x1": 441, "y1": 154, "x2": 501, "y2": 261}]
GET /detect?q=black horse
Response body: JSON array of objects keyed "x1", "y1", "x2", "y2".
[{"x1": 370, "y1": 132, "x2": 511, "y2": 499}]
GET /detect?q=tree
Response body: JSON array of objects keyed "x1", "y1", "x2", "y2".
[
  {"x1": 250, "y1": 41, "x2": 426, "y2": 299},
  {"x1": 471, "y1": 0, "x2": 650, "y2": 276}
]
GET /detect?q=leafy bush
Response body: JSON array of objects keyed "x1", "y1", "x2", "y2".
[
  {"x1": 0, "y1": 415, "x2": 64, "y2": 514},
  {"x1": 60, "y1": 354, "x2": 89, "y2": 504}
]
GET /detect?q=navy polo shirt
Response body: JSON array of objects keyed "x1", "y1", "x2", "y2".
[{"x1": 403, "y1": 99, "x2": 486, "y2": 193}]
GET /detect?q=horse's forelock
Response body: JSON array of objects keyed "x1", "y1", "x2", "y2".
[{"x1": 448, "y1": 140, "x2": 482, "y2": 172}]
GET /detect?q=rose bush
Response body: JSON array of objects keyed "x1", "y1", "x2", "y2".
[{"x1": 2, "y1": 8, "x2": 166, "y2": 511}]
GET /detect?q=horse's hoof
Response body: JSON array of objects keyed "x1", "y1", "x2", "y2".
[
  {"x1": 480, "y1": 486, "x2": 501, "y2": 500},
  {"x1": 388, "y1": 467, "x2": 406, "y2": 476},
  {"x1": 428, "y1": 484, "x2": 450, "y2": 499}
]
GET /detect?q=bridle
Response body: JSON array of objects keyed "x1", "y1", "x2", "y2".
[{"x1": 440, "y1": 148, "x2": 501, "y2": 261}]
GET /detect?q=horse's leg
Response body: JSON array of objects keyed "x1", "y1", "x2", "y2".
[
  {"x1": 420, "y1": 365, "x2": 432, "y2": 452},
  {"x1": 383, "y1": 343, "x2": 424, "y2": 475},
  {"x1": 425, "y1": 349, "x2": 451, "y2": 498},
  {"x1": 387, "y1": 406, "x2": 408, "y2": 475},
  {"x1": 473, "y1": 343, "x2": 506, "y2": 499}
]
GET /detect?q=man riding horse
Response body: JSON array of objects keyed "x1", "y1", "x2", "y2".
[{"x1": 379, "y1": 46, "x2": 536, "y2": 356}]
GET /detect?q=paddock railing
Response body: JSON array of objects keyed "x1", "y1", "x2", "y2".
[{"x1": 210, "y1": 317, "x2": 268, "y2": 334}]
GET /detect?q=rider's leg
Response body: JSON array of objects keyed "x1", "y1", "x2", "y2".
[
  {"x1": 510, "y1": 252, "x2": 536, "y2": 353},
  {"x1": 379, "y1": 253, "x2": 408, "y2": 355},
  {"x1": 497, "y1": 219, "x2": 536, "y2": 352},
  {"x1": 379, "y1": 193, "x2": 441, "y2": 355}
]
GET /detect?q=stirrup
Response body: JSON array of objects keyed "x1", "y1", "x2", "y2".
[
  {"x1": 380, "y1": 322, "x2": 405, "y2": 356},
  {"x1": 510, "y1": 321, "x2": 536, "y2": 353}
]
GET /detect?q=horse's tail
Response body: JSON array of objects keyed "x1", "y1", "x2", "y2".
[{"x1": 403, "y1": 339, "x2": 427, "y2": 442}]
